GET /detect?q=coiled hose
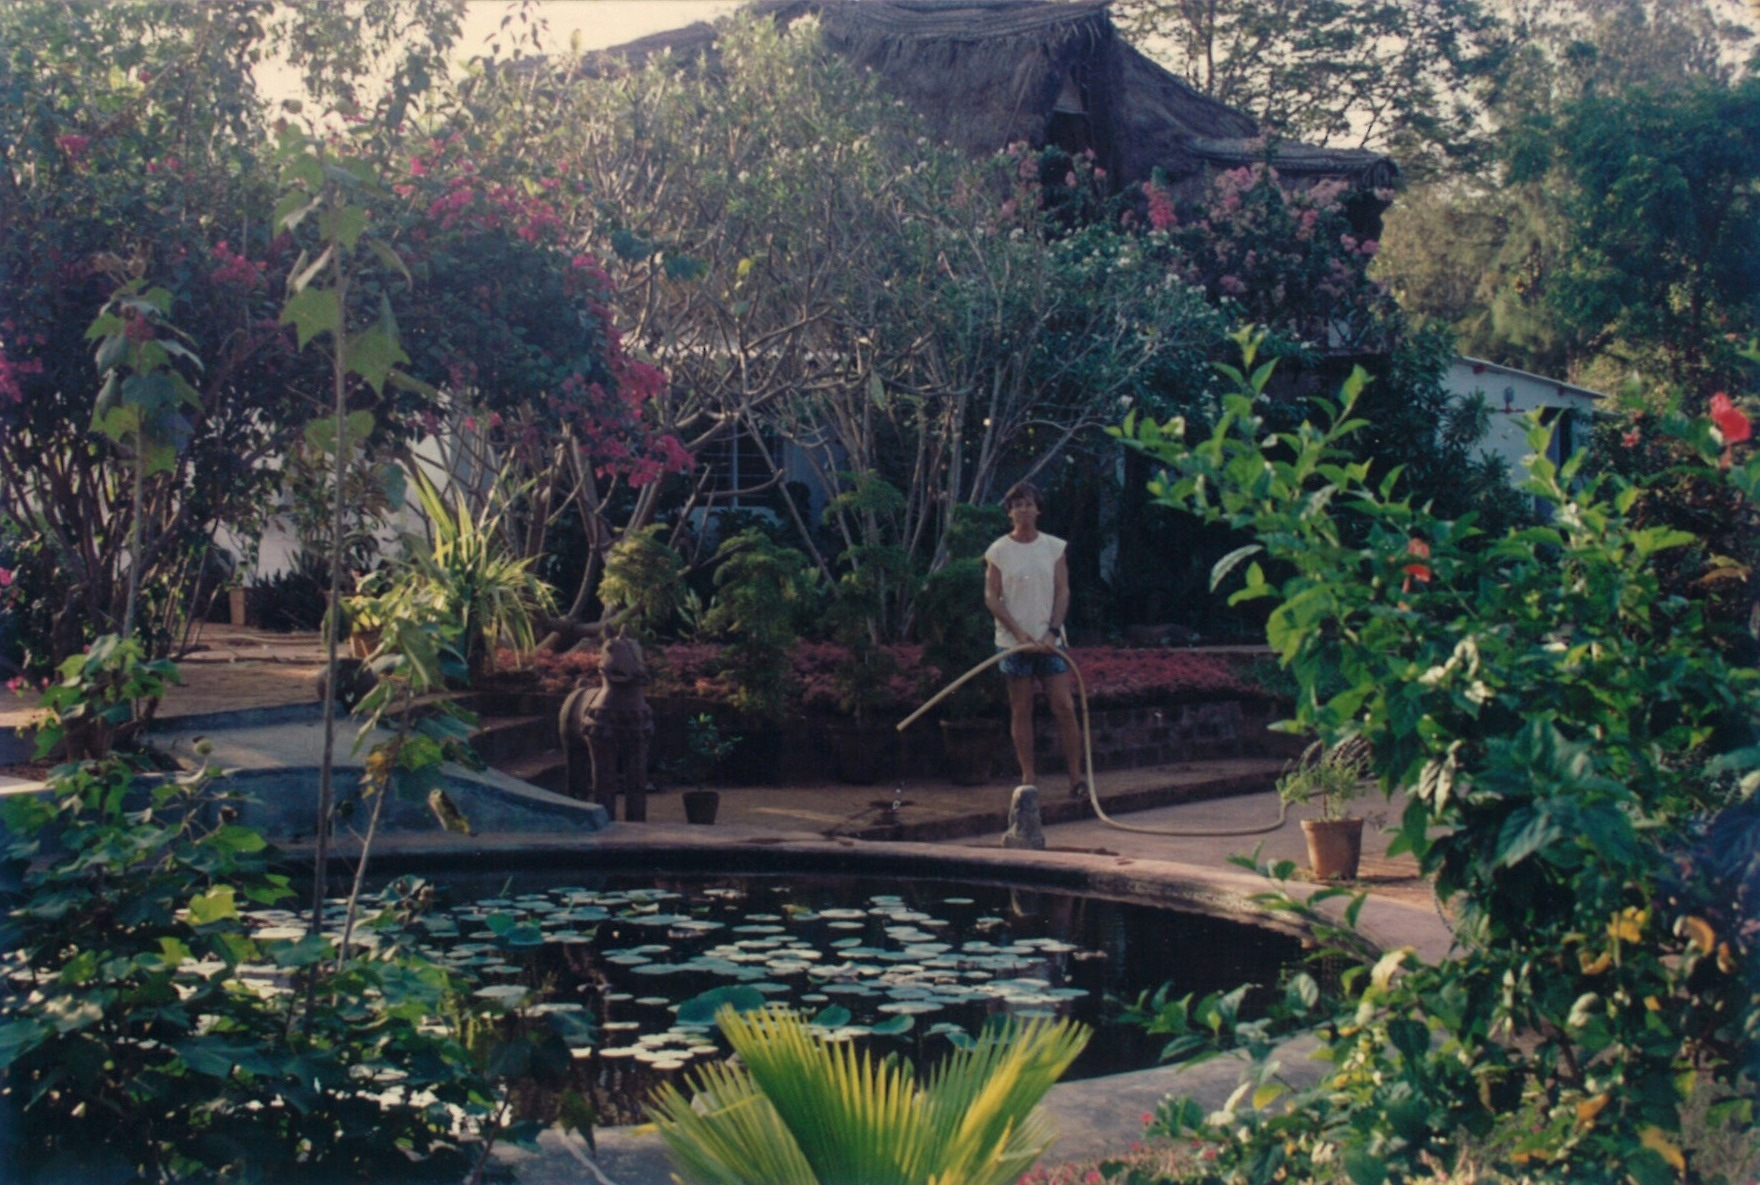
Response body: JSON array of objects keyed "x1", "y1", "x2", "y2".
[{"x1": 898, "y1": 643, "x2": 1290, "y2": 838}]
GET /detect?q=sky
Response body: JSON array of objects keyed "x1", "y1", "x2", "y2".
[
  {"x1": 258, "y1": 1, "x2": 739, "y2": 107},
  {"x1": 455, "y1": 0, "x2": 739, "y2": 56}
]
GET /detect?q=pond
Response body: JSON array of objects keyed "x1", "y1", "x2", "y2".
[{"x1": 251, "y1": 871, "x2": 1308, "y2": 1125}]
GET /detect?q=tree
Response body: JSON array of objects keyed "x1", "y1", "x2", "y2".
[
  {"x1": 1515, "y1": 73, "x2": 1760, "y2": 394},
  {"x1": 1118, "y1": 335, "x2": 1760, "y2": 1183},
  {"x1": 0, "y1": 2, "x2": 299, "y2": 668},
  {"x1": 1112, "y1": 0, "x2": 1506, "y2": 178},
  {"x1": 1373, "y1": 0, "x2": 1760, "y2": 385},
  {"x1": 435, "y1": 14, "x2": 1221, "y2": 639},
  {"x1": 0, "y1": 1, "x2": 478, "y2": 671}
]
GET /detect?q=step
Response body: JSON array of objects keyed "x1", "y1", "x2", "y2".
[
  {"x1": 472, "y1": 714, "x2": 559, "y2": 766},
  {"x1": 491, "y1": 747, "x2": 568, "y2": 796}
]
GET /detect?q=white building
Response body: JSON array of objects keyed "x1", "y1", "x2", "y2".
[{"x1": 1444, "y1": 356, "x2": 1604, "y2": 487}]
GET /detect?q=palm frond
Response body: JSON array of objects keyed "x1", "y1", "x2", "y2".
[
  {"x1": 653, "y1": 1007, "x2": 1088, "y2": 1185},
  {"x1": 651, "y1": 1059, "x2": 818, "y2": 1185}
]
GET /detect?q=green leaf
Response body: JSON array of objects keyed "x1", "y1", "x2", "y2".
[
  {"x1": 0, "y1": 1019, "x2": 51, "y2": 1071},
  {"x1": 186, "y1": 885, "x2": 237, "y2": 925},
  {"x1": 1495, "y1": 805, "x2": 1559, "y2": 869},
  {"x1": 267, "y1": 933, "x2": 330, "y2": 968},
  {"x1": 1210, "y1": 544, "x2": 1264, "y2": 592},
  {"x1": 289, "y1": 243, "x2": 334, "y2": 294},
  {"x1": 610, "y1": 228, "x2": 653, "y2": 261},
  {"x1": 273, "y1": 191, "x2": 319, "y2": 232},
  {"x1": 280, "y1": 286, "x2": 340, "y2": 348},
  {"x1": 663, "y1": 252, "x2": 707, "y2": 281},
  {"x1": 91, "y1": 403, "x2": 140, "y2": 443},
  {"x1": 870, "y1": 1014, "x2": 914, "y2": 1035},
  {"x1": 205, "y1": 825, "x2": 266, "y2": 854},
  {"x1": 320, "y1": 205, "x2": 369, "y2": 251},
  {"x1": 366, "y1": 237, "x2": 412, "y2": 284},
  {"x1": 548, "y1": 1010, "x2": 598, "y2": 1048},
  {"x1": 93, "y1": 331, "x2": 127, "y2": 372},
  {"x1": 347, "y1": 321, "x2": 409, "y2": 395},
  {"x1": 677, "y1": 985, "x2": 766, "y2": 1025},
  {"x1": 1342, "y1": 1147, "x2": 1388, "y2": 1185},
  {"x1": 304, "y1": 410, "x2": 374, "y2": 456},
  {"x1": 810, "y1": 1005, "x2": 852, "y2": 1028},
  {"x1": 176, "y1": 1039, "x2": 272, "y2": 1079}
]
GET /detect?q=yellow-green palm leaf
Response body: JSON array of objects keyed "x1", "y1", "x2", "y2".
[{"x1": 650, "y1": 1007, "x2": 1088, "y2": 1185}]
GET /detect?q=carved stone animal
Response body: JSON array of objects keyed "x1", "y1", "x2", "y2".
[
  {"x1": 559, "y1": 634, "x2": 654, "y2": 821},
  {"x1": 1002, "y1": 784, "x2": 1045, "y2": 850}
]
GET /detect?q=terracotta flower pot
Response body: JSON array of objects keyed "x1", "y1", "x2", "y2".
[{"x1": 1301, "y1": 817, "x2": 1365, "y2": 880}]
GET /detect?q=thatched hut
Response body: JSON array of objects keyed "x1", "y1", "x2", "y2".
[{"x1": 579, "y1": 0, "x2": 1397, "y2": 211}]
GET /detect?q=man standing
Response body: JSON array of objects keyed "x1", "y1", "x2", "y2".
[{"x1": 984, "y1": 482, "x2": 1086, "y2": 798}]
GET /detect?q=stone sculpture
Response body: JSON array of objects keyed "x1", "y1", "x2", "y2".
[
  {"x1": 559, "y1": 633, "x2": 653, "y2": 821},
  {"x1": 1002, "y1": 783, "x2": 1046, "y2": 850}
]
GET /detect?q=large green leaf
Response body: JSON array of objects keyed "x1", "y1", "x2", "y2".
[{"x1": 280, "y1": 286, "x2": 340, "y2": 349}]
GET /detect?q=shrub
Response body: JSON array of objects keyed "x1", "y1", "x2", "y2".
[
  {"x1": 0, "y1": 640, "x2": 501, "y2": 1181},
  {"x1": 1114, "y1": 329, "x2": 1760, "y2": 1183}
]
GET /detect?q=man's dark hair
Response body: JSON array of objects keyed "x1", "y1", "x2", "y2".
[{"x1": 1001, "y1": 481, "x2": 1043, "y2": 510}]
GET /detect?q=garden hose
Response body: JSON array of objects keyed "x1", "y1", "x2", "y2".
[{"x1": 900, "y1": 643, "x2": 1291, "y2": 839}]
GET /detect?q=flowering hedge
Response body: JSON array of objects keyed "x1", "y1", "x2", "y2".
[{"x1": 494, "y1": 643, "x2": 1266, "y2": 714}]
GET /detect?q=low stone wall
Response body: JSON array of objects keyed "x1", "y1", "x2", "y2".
[{"x1": 465, "y1": 690, "x2": 1300, "y2": 788}]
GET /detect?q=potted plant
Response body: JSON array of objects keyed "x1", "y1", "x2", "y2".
[
  {"x1": 669, "y1": 713, "x2": 737, "y2": 824},
  {"x1": 915, "y1": 504, "x2": 1009, "y2": 785},
  {"x1": 819, "y1": 479, "x2": 911, "y2": 784},
  {"x1": 701, "y1": 529, "x2": 818, "y2": 783},
  {"x1": 1278, "y1": 738, "x2": 1373, "y2": 880}
]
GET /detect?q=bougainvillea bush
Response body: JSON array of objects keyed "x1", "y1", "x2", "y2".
[{"x1": 497, "y1": 642, "x2": 1264, "y2": 716}]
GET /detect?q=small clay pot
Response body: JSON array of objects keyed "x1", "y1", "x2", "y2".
[
  {"x1": 1301, "y1": 817, "x2": 1364, "y2": 880},
  {"x1": 682, "y1": 789, "x2": 720, "y2": 825}
]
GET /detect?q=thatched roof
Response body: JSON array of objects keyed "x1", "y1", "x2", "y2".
[{"x1": 579, "y1": 0, "x2": 1398, "y2": 198}]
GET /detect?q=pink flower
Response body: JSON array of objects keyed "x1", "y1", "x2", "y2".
[
  {"x1": 1145, "y1": 183, "x2": 1176, "y2": 231},
  {"x1": 1621, "y1": 428, "x2": 1641, "y2": 449},
  {"x1": 0, "y1": 567, "x2": 12, "y2": 587},
  {"x1": 1218, "y1": 274, "x2": 1247, "y2": 297},
  {"x1": 55, "y1": 134, "x2": 90, "y2": 159},
  {"x1": 1358, "y1": 239, "x2": 1380, "y2": 257}
]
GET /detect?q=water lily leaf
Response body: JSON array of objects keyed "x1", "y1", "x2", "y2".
[{"x1": 676, "y1": 984, "x2": 766, "y2": 1025}]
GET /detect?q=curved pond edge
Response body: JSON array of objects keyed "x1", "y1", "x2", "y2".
[{"x1": 286, "y1": 823, "x2": 1453, "y2": 1182}]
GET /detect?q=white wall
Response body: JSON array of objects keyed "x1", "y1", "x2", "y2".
[{"x1": 1444, "y1": 356, "x2": 1602, "y2": 484}]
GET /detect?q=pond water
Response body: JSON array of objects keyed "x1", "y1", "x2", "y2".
[{"x1": 252, "y1": 872, "x2": 1306, "y2": 1125}]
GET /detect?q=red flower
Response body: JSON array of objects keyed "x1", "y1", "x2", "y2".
[
  {"x1": 1401, "y1": 537, "x2": 1432, "y2": 589},
  {"x1": 1621, "y1": 428, "x2": 1641, "y2": 449},
  {"x1": 1710, "y1": 393, "x2": 1751, "y2": 444}
]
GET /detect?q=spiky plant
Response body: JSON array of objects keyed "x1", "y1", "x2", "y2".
[{"x1": 650, "y1": 1008, "x2": 1089, "y2": 1185}]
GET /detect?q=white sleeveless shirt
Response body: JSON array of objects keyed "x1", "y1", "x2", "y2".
[{"x1": 984, "y1": 532, "x2": 1065, "y2": 648}]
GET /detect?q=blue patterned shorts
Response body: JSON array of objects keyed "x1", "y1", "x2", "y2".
[{"x1": 998, "y1": 648, "x2": 1070, "y2": 679}]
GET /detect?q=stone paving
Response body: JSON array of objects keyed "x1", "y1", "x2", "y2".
[{"x1": 0, "y1": 625, "x2": 1446, "y2": 1184}]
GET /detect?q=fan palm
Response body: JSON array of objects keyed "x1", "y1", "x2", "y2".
[{"x1": 650, "y1": 1008, "x2": 1089, "y2": 1185}]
